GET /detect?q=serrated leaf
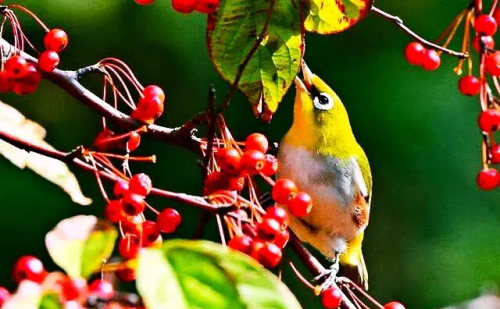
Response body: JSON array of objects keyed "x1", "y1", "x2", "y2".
[
  {"x1": 208, "y1": 0, "x2": 303, "y2": 116},
  {"x1": 304, "y1": 0, "x2": 373, "y2": 34},
  {"x1": 38, "y1": 294, "x2": 63, "y2": 309},
  {"x1": 0, "y1": 101, "x2": 91, "y2": 205},
  {"x1": 45, "y1": 215, "x2": 118, "y2": 279},
  {"x1": 137, "y1": 240, "x2": 303, "y2": 309}
]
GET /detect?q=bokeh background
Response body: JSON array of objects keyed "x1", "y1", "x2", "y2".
[{"x1": 1, "y1": 0, "x2": 499, "y2": 308}]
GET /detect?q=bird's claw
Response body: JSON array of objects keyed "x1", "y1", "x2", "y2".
[{"x1": 313, "y1": 259, "x2": 340, "y2": 292}]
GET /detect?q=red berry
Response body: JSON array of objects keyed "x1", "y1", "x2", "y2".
[
  {"x1": 262, "y1": 154, "x2": 278, "y2": 176},
  {"x1": 13, "y1": 63, "x2": 41, "y2": 96},
  {"x1": 13, "y1": 256, "x2": 47, "y2": 283},
  {"x1": 264, "y1": 206, "x2": 288, "y2": 228},
  {"x1": 475, "y1": 15, "x2": 497, "y2": 36},
  {"x1": 157, "y1": 208, "x2": 181, "y2": 233},
  {"x1": 321, "y1": 287, "x2": 343, "y2": 309},
  {"x1": 254, "y1": 242, "x2": 282, "y2": 268},
  {"x1": 422, "y1": 50, "x2": 441, "y2": 71},
  {"x1": 274, "y1": 229, "x2": 289, "y2": 248},
  {"x1": 104, "y1": 200, "x2": 126, "y2": 223},
  {"x1": 195, "y1": 0, "x2": 220, "y2": 13},
  {"x1": 203, "y1": 171, "x2": 225, "y2": 195},
  {"x1": 245, "y1": 133, "x2": 269, "y2": 153},
  {"x1": 383, "y1": 302, "x2": 406, "y2": 309},
  {"x1": 288, "y1": 191, "x2": 313, "y2": 217},
  {"x1": 38, "y1": 51, "x2": 60, "y2": 72},
  {"x1": 241, "y1": 150, "x2": 266, "y2": 175},
  {"x1": 477, "y1": 168, "x2": 500, "y2": 190},
  {"x1": 13, "y1": 80, "x2": 38, "y2": 96},
  {"x1": 141, "y1": 220, "x2": 160, "y2": 245},
  {"x1": 228, "y1": 235, "x2": 253, "y2": 255},
  {"x1": 0, "y1": 287, "x2": 10, "y2": 307},
  {"x1": 405, "y1": 42, "x2": 426, "y2": 66},
  {"x1": 491, "y1": 144, "x2": 500, "y2": 164},
  {"x1": 217, "y1": 148, "x2": 242, "y2": 175},
  {"x1": 474, "y1": 35, "x2": 495, "y2": 52},
  {"x1": 121, "y1": 193, "x2": 146, "y2": 216},
  {"x1": 135, "y1": 0, "x2": 155, "y2": 4},
  {"x1": 89, "y1": 279, "x2": 114, "y2": 299},
  {"x1": 116, "y1": 266, "x2": 136, "y2": 282},
  {"x1": 458, "y1": 76, "x2": 481, "y2": 96},
  {"x1": 60, "y1": 277, "x2": 87, "y2": 301},
  {"x1": 0, "y1": 71, "x2": 14, "y2": 93},
  {"x1": 136, "y1": 96, "x2": 164, "y2": 120},
  {"x1": 478, "y1": 109, "x2": 500, "y2": 132},
  {"x1": 5, "y1": 55, "x2": 28, "y2": 78},
  {"x1": 127, "y1": 132, "x2": 141, "y2": 152},
  {"x1": 486, "y1": 51, "x2": 500, "y2": 76},
  {"x1": 171, "y1": 0, "x2": 196, "y2": 13},
  {"x1": 118, "y1": 235, "x2": 141, "y2": 259},
  {"x1": 113, "y1": 180, "x2": 129, "y2": 198},
  {"x1": 272, "y1": 178, "x2": 298, "y2": 204},
  {"x1": 257, "y1": 218, "x2": 281, "y2": 241},
  {"x1": 44, "y1": 29, "x2": 68, "y2": 52},
  {"x1": 142, "y1": 85, "x2": 165, "y2": 103},
  {"x1": 129, "y1": 173, "x2": 152, "y2": 196},
  {"x1": 227, "y1": 176, "x2": 245, "y2": 191},
  {"x1": 121, "y1": 216, "x2": 142, "y2": 236}
]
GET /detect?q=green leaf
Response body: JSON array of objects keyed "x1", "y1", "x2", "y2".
[
  {"x1": 45, "y1": 215, "x2": 118, "y2": 279},
  {"x1": 207, "y1": 0, "x2": 303, "y2": 116},
  {"x1": 38, "y1": 294, "x2": 63, "y2": 309},
  {"x1": 137, "y1": 240, "x2": 303, "y2": 309},
  {"x1": 304, "y1": 0, "x2": 373, "y2": 34}
]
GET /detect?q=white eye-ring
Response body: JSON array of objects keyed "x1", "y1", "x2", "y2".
[{"x1": 313, "y1": 92, "x2": 334, "y2": 110}]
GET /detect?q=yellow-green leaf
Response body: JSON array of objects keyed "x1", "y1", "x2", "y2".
[
  {"x1": 38, "y1": 294, "x2": 63, "y2": 309},
  {"x1": 137, "y1": 240, "x2": 303, "y2": 309},
  {"x1": 304, "y1": 0, "x2": 373, "y2": 34},
  {"x1": 45, "y1": 215, "x2": 118, "y2": 279},
  {"x1": 207, "y1": 0, "x2": 304, "y2": 116}
]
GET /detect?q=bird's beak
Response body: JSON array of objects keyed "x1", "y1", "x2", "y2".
[{"x1": 294, "y1": 60, "x2": 314, "y2": 94}]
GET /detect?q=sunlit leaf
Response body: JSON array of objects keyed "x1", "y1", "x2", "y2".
[
  {"x1": 137, "y1": 240, "x2": 303, "y2": 309},
  {"x1": 0, "y1": 101, "x2": 91, "y2": 205},
  {"x1": 38, "y1": 294, "x2": 63, "y2": 309},
  {"x1": 304, "y1": 0, "x2": 373, "y2": 34},
  {"x1": 2, "y1": 281, "x2": 42, "y2": 309},
  {"x1": 208, "y1": 0, "x2": 303, "y2": 116},
  {"x1": 45, "y1": 215, "x2": 118, "y2": 279}
]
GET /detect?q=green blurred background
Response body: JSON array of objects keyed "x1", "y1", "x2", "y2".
[{"x1": 1, "y1": 0, "x2": 499, "y2": 308}]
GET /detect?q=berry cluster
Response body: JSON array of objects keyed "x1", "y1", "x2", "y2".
[
  {"x1": 272, "y1": 178, "x2": 313, "y2": 217},
  {"x1": 171, "y1": 0, "x2": 220, "y2": 14},
  {"x1": 404, "y1": 42, "x2": 441, "y2": 71}
]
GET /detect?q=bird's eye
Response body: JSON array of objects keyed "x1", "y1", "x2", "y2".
[{"x1": 313, "y1": 92, "x2": 334, "y2": 110}]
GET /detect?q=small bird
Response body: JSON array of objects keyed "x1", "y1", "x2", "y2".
[{"x1": 277, "y1": 61, "x2": 372, "y2": 290}]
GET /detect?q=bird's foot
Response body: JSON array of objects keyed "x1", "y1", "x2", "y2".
[{"x1": 313, "y1": 259, "x2": 340, "y2": 293}]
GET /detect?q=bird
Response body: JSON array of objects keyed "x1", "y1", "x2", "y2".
[{"x1": 277, "y1": 61, "x2": 372, "y2": 290}]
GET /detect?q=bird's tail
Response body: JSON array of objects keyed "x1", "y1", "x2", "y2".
[{"x1": 339, "y1": 232, "x2": 369, "y2": 290}]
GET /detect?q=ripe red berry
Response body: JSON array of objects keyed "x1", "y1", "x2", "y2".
[
  {"x1": 89, "y1": 279, "x2": 114, "y2": 299},
  {"x1": 121, "y1": 193, "x2": 146, "y2": 216},
  {"x1": 118, "y1": 235, "x2": 141, "y2": 260},
  {"x1": 405, "y1": 42, "x2": 426, "y2": 66},
  {"x1": 383, "y1": 302, "x2": 406, "y2": 309},
  {"x1": 288, "y1": 191, "x2": 313, "y2": 217},
  {"x1": 0, "y1": 71, "x2": 14, "y2": 93},
  {"x1": 157, "y1": 208, "x2": 181, "y2": 233},
  {"x1": 475, "y1": 15, "x2": 498, "y2": 36},
  {"x1": 458, "y1": 76, "x2": 481, "y2": 96},
  {"x1": 227, "y1": 176, "x2": 245, "y2": 191},
  {"x1": 5, "y1": 55, "x2": 29, "y2": 78},
  {"x1": 116, "y1": 266, "x2": 136, "y2": 282},
  {"x1": 113, "y1": 180, "x2": 129, "y2": 198},
  {"x1": 478, "y1": 109, "x2": 500, "y2": 132},
  {"x1": 135, "y1": 0, "x2": 155, "y2": 4},
  {"x1": 38, "y1": 51, "x2": 60, "y2": 72},
  {"x1": 474, "y1": 35, "x2": 495, "y2": 52},
  {"x1": 171, "y1": 0, "x2": 196, "y2": 13},
  {"x1": 274, "y1": 229, "x2": 289, "y2": 248},
  {"x1": 141, "y1": 220, "x2": 160, "y2": 245},
  {"x1": 491, "y1": 145, "x2": 500, "y2": 164},
  {"x1": 272, "y1": 178, "x2": 298, "y2": 204},
  {"x1": 136, "y1": 96, "x2": 164, "y2": 121},
  {"x1": 127, "y1": 132, "x2": 141, "y2": 152},
  {"x1": 228, "y1": 235, "x2": 253, "y2": 255},
  {"x1": 142, "y1": 85, "x2": 165, "y2": 103},
  {"x1": 195, "y1": 0, "x2": 220, "y2": 13},
  {"x1": 60, "y1": 277, "x2": 87, "y2": 301},
  {"x1": 104, "y1": 200, "x2": 126, "y2": 223},
  {"x1": 485, "y1": 51, "x2": 500, "y2": 76},
  {"x1": 129, "y1": 173, "x2": 152, "y2": 196},
  {"x1": 13, "y1": 63, "x2": 42, "y2": 96},
  {"x1": 477, "y1": 168, "x2": 500, "y2": 190},
  {"x1": 254, "y1": 242, "x2": 282, "y2": 268},
  {"x1": 262, "y1": 154, "x2": 279, "y2": 176},
  {"x1": 422, "y1": 50, "x2": 441, "y2": 71},
  {"x1": 245, "y1": 133, "x2": 269, "y2": 153},
  {"x1": 0, "y1": 287, "x2": 10, "y2": 307},
  {"x1": 321, "y1": 287, "x2": 343, "y2": 309},
  {"x1": 257, "y1": 218, "x2": 281, "y2": 241},
  {"x1": 264, "y1": 206, "x2": 288, "y2": 228},
  {"x1": 13, "y1": 256, "x2": 47, "y2": 283},
  {"x1": 121, "y1": 216, "x2": 142, "y2": 236},
  {"x1": 241, "y1": 150, "x2": 266, "y2": 175},
  {"x1": 13, "y1": 80, "x2": 38, "y2": 96},
  {"x1": 44, "y1": 29, "x2": 69, "y2": 52},
  {"x1": 217, "y1": 148, "x2": 242, "y2": 175}
]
